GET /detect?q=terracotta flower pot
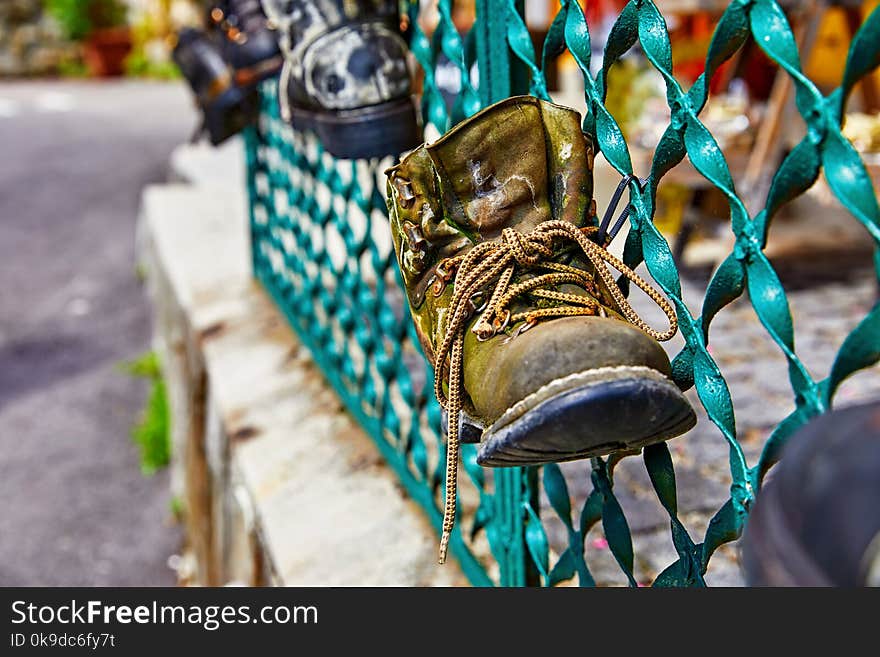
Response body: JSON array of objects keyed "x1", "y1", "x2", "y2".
[{"x1": 82, "y1": 27, "x2": 133, "y2": 77}]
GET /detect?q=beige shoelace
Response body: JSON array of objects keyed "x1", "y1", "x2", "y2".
[{"x1": 434, "y1": 220, "x2": 678, "y2": 563}]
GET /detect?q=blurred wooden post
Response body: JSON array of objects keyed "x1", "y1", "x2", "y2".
[{"x1": 741, "y1": 0, "x2": 824, "y2": 212}]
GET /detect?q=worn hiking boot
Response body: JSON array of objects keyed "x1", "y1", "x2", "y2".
[
  {"x1": 386, "y1": 95, "x2": 696, "y2": 561},
  {"x1": 261, "y1": 0, "x2": 421, "y2": 159},
  {"x1": 208, "y1": 0, "x2": 283, "y2": 86},
  {"x1": 172, "y1": 27, "x2": 260, "y2": 145},
  {"x1": 741, "y1": 401, "x2": 880, "y2": 586}
]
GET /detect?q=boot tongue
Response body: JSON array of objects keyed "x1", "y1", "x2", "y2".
[
  {"x1": 384, "y1": 96, "x2": 598, "y2": 359},
  {"x1": 426, "y1": 96, "x2": 593, "y2": 247}
]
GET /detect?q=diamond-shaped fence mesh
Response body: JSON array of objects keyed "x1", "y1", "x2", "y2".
[{"x1": 246, "y1": 0, "x2": 880, "y2": 586}]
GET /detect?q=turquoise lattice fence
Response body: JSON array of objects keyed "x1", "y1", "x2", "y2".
[{"x1": 246, "y1": 0, "x2": 880, "y2": 586}]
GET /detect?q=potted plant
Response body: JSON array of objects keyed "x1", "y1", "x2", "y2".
[{"x1": 44, "y1": 0, "x2": 132, "y2": 77}]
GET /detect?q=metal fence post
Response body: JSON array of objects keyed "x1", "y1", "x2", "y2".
[
  {"x1": 473, "y1": 0, "x2": 541, "y2": 588},
  {"x1": 475, "y1": 0, "x2": 529, "y2": 105}
]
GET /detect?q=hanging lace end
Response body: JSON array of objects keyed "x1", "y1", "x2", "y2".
[{"x1": 438, "y1": 531, "x2": 450, "y2": 564}]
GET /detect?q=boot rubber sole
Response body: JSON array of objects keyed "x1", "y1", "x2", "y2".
[
  {"x1": 476, "y1": 366, "x2": 696, "y2": 467},
  {"x1": 288, "y1": 97, "x2": 421, "y2": 160}
]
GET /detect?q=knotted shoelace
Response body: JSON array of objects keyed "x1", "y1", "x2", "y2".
[{"x1": 435, "y1": 220, "x2": 678, "y2": 563}]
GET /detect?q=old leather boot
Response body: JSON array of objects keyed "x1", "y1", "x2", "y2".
[
  {"x1": 386, "y1": 96, "x2": 696, "y2": 561},
  {"x1": 261, "y1": 0, "x2": 421, "y2": 159},
  {"x1": 172, "y1": 28, "x2": 259, "y2": 145},
  {"x1": 208, "y1": 0, "x2": 283, "y2": 86}
]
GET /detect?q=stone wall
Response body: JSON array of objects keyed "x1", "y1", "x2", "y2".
[
  {"x1": 137, "y1": 140, "x2": 466, "y2": 586},
  {"x1": 0, "y1": 0, "x2": 78, "y2": 77}
]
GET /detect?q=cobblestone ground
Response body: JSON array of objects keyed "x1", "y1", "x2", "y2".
[{"x1": 540, "y1": 258, "x2": 880, "y2": 586}]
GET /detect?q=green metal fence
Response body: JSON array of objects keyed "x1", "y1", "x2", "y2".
[{"x1": 246, "y1": 0, "x2": 880, "y2": 586}]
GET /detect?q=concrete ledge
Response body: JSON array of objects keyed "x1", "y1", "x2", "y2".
[
  {"x1": 167, "y1": 138, "x2": 247, "y2": 189},
  {"x1": 137, "y1": 147, "x2": 465, "y2": 586}
]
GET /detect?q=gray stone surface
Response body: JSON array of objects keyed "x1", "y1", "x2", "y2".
[{"x1": 0, "y1": 81, "x2": 194, "y2": 585}]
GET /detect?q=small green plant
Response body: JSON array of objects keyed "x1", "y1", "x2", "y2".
[
  {"x1": 56, "y1": 57, "x2": 89, "y2": 78},
  {"x1": 169, "y1": 496, "x2": 184, "y2": 520},
  {"x1": 43, "y1": 0, "x2": 128, "y2": 41},
  {"x1": 121, "y1": 351, "x2": 171, "y2": 476}
]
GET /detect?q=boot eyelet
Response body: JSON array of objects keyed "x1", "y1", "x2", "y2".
[
  {"x1": 393, "y1": 178, "x2": 415, "y2": 208},
  {"x1": 516, "y1": 318, "x2": 537, "y2": 337},
  {"x1": 435, "y1": 259, "x2": 451, "y2": 278},
  {"x1": 469, "y1": 291, "x2": 488, "y2": 313},
  {"x1": 403, "y1": 221, "x2": 426, "y2": 249},
  {"x1": 493, "y1": 310, "x2": 511, "y2": 334}
]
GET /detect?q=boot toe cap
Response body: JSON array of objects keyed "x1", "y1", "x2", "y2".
[
  {"x1": 463, "y1": 315, "x2": 674, "y2": 423},
  {"x1": 461, "y1": 315, "x2": 694, "y2": 465}
]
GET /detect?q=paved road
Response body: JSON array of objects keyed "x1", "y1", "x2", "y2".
[{"x1": 0, "y1": 81, "x2": 196, "y2": 585}]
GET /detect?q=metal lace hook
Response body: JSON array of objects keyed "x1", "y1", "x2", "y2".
[
  {"x1": 516, "y1": 317, "x2": 538, "y2": 337},
  {"x1": 474, "y1": 309, "x2": 511, "y2": 342},
  {"x1": 494, "y1": 309, "x2": 511, "y2": 333},
  {"x1": 595, "y1": 175, "x2": 648, "y2": 246},
  {"x1": 469, "y1": 290, "x2": 488, "y2": 314},
  {"x1": 475, "y1": 328, "x2": 494, "y2": 342},
  {"x1": 432, "y1": 258, "x2": 457, "y2": 296}
]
